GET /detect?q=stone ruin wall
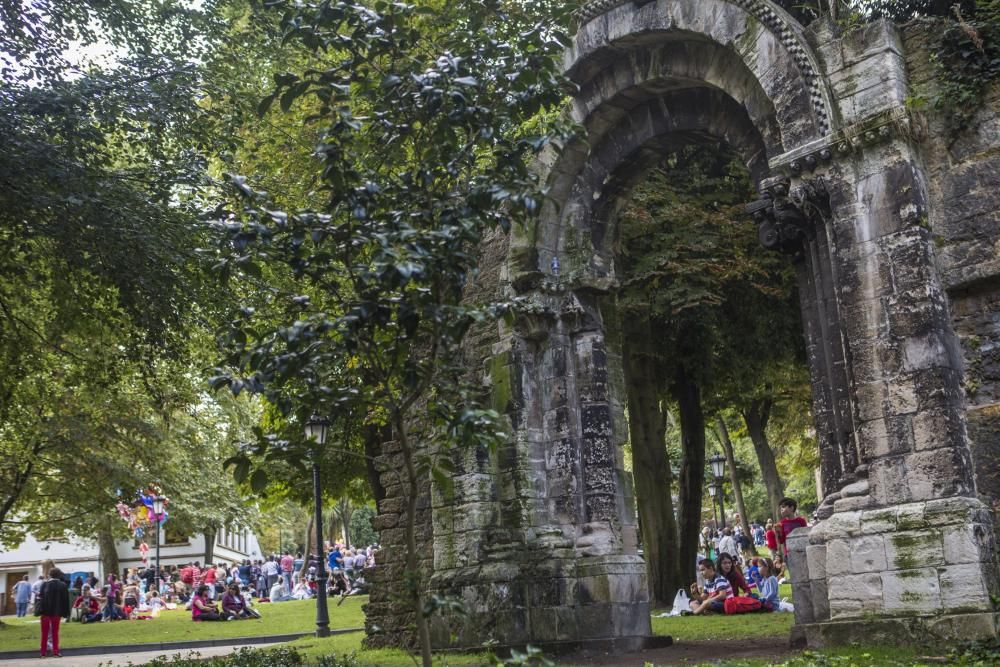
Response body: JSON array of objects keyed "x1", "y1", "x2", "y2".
[
  {"x1": 900, "y1": 21, "x2": 1000, "y2": 518},
  {"x1": 365, "y1": 4, "x2": 1000, "y2": 653},
  {"x1": 784, "y1": 16, "x2": 1000, "y2": 648}
]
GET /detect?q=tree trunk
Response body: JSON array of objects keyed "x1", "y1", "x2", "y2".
[
  {"x1": 203, "y1": 526, "x2": 217, "y2": 565},
  {"x1": 300, "y1": 514, "x2": 315, "y2": 579},
  {"x1": 715, "y1": 416, "x2": 756, "y2": 556},
  {"x1": 394, "y1": 410, "x2": 432, "y2": 667},
  {"x1": 674, "y1": 364, "x2": 705, "y2": 587},
  {"x1": 624, "y1": 326, "x2": 681, "y2": 607},
  {"x1": 328, "y1": 510, "x2": 338, "y2": 548},
  {"x1": 97, "y1": 516, "x2": 120, "y2": 582},
  {"x1": 342, "y1": 500, "x2": 354, "y2": 548},
  {"x1": 743, "y1": 398, "x2": 785, "y2": 521}
]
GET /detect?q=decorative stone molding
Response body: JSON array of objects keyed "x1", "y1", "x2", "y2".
[
  {"x1": 574, "y1": 0, "x2": 832, "y2": 134},
  {"x1": 770, "y1": 106, "x2": 915, "y2": 175},
  {"x1": 747, "y1": 176, "x2": 830, "y2": 259}
]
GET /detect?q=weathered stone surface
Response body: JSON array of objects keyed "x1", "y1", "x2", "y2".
[
  {"x1": 938, "y1": 564, "x2": 993, "y2": 613},
  {"x1": 849, "y1": 535, "x2": 888, "y2": 574},
  {"x1": 882, "y1": 568, "x2": 942, "y2": 614},
  {"x1": 886, "y1": 529, "x2": 945, "y2": 570},
  {"x1": 829, "y1": 573, "x2": 883, "y2": 618},
  {"x1": 943, "y1": 524, "x2": 994, "y2": 566}
]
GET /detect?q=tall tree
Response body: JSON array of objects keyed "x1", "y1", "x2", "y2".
[
  {"x1": 623, "y1": 317, "x2": 680, "y2": 605},
  {"x1": 210, "y1": 2, "x2": 574, "y2": 662},
  {"x1": 714, "y1": 416, "x2": 756, "y2": 554}
]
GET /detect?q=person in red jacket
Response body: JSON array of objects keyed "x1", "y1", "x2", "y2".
[{"x1": 765, "y1": 519, "x2": 778, "y2": 554}]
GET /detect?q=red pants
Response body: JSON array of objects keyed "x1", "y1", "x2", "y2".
[{"x1": 40, "y1": 615, "x2": 60, "y2": 655}]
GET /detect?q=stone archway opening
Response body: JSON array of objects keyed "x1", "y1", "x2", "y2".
[{"x1": 607, "y1": 137, "x2": 805, "y2": 608}]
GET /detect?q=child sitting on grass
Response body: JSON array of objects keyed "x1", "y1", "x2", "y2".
[
  {"x1": 687, "y1": 558, "x2": 732, "y2": 615},
  {"x1": 756, "y1": 558, "x2": 779, "y2": 610}
]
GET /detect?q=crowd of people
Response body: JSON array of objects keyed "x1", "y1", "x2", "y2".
[
  {"x1": 19, "y1": 543, "x2": 378, "y2": 658},
  {"x1": 686, "y1": 496, "x2": 807, "y2": 615}
]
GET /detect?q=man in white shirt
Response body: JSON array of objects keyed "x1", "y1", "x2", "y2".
[
  {"x1": 717, "y1": 527, "x2": 738, "y2": 558},
  {"x1": 262, "y1": 557, "x2": 279, "y2": 591}
]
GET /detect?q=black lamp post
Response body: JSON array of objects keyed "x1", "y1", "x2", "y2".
[
  {"x1": 709, "y1": 453, "x2": 727, "y2": 529},
  {"x1": 707, "y1": 479, "x2": 719, "y2": 530},
  {"x1": 153, "y1": 495, "x2": 166, "y2": 591},
  {"x1": 305, "y1": 414, "x2": 331, "y2": 638}
]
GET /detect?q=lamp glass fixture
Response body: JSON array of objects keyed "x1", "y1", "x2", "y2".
[
  {"x1": 707, "y1": 482, "x2": 718, "y2": 497},
  {"x1": 305, "y1": 414, "x2": 330, "y2": 445},
  {"x1": 153, "y1": 495, "x2": 165, "y2": 515},
  {"x1": 709, "y1": 453, "x2": 726, "y2": 479}
]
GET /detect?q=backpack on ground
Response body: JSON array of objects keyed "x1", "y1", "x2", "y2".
[{"x1": 724, "y1": 595, "x2": 762, "y2": 615}]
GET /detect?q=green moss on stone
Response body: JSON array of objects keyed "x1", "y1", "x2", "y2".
[{"x1": 490, "y1": 353, "x2": 512, "y2": 413}]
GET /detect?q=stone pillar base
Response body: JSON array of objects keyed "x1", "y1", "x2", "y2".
[
  {"x1": 792, "y1": 611, "x2": 1000, "y2": 648},
  {"x1": 427, "y1": 555, "x2": 652, "y2": 651},
  {"x1": 787, "y1": 496, "x2": 1000, "y2": 648}
]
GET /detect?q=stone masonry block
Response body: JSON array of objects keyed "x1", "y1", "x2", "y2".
[
  {"x1": 810, "y1": 511, "x2": 863, "y2": 544},
  {"x1": 885, "y1": 529, "x2": 945, "y2": 570},
  {"x1": 812, "y1": 577, "x2": 831, "y2": 622},
  {"x1": 943, "y1": 524, "x2": 995, "y2": 566},
  {"x1": 938, "y1": 563, "x2": 993, "y2": 613},
  {"x1": 882, "y1": 568, "x2": 942, "y2": 614},
  {"x1": 826, "y1": 539, "x2": 853, "y2": 577},
  {"x1": 829, "y1": 573, "x2": 883, "y2": 618},
  {"x1": 807, "y1": 544, "x2": 828, "y2": 581},
  {"x1": 869, "y1": 456, "x2": 912, "y2": 506},
  {"x1": 861, "y1": 508, "x2": 897, "y2": 534},
  {"x1": 905, "y1": 447, "x2": 974, "y2": 501},
  {"x1": 850, "y1": 535, "x2": 888, "y2": 574},
  {"x1": 924, "y1": 496, "x2": 989, "y2": 527}
]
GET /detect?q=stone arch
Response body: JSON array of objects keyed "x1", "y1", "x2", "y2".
[{"x1": 367, "y1": 1, "x2": 1000, "y2": 654}]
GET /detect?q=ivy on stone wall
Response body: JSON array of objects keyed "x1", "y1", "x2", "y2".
[{"x1": 927, "y1": 5, "x2": 1000, "y2": 138}]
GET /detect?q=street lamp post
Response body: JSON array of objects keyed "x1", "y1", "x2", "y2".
[
  {"x1": 709, "y1": 453, "x2": 727, "y2": 529},
  {"x1": 305, "y1": 414, "x2": 331, "y2": 638},
  {"x1": 153, "y1": 495, "x2": 166, "y2": 591},
  {"x1": 707, "y1": 480, "x2": 719, "y2": 531}
]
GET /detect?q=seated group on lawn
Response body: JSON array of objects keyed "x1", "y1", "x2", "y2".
[{"x1": 687, "y1": 497, "x2": 805, "y2": 616}]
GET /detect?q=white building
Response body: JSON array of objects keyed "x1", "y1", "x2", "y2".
[{"x1": 0, "y1": 526, "x2": 262, "y2": 616}]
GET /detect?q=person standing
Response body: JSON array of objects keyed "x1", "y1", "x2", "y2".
[
  {"x1": 774, "y1": 497, "x2": 808, "y2": 557},
  {"x1": 717, "y1": 527, "x2": 738, "y2": 558},
  {"x1": 279, "y1": 551, "x2": 294, "y2": 593},
  {"x1": 13, "y1": 575, "x2": 32, "y2": 617},
  {"x1": 262, "y1": 556, "x2": 279, "y2": 592},
  {"x1": 39, "y1": 568, "x2": 70, "y2": 658}
]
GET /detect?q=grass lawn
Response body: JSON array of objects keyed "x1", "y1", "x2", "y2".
[
  {"x1": 651, "y1": 610, "x2": 794, "y2": 642},
  {"x1": 0, "y1": 597, "x2": 366, "y2": 653}
]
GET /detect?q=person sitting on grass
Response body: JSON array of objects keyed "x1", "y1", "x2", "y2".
[
  {"x1": 772, "y1": 554, "x2": 787, "y2": 583},
  {"x1": 192, "y1": 584, "x2": 227, "y2": 621},
  {"x1": 717, "y1": 552, "x2": 753, "y2": 597},
  {"x1": 222, "y1": 583, "x2": 259, "y2": 619},
  {"x1": 756, "y1": 558, "x2": 780, "y2": 610},
  {"x1": 269, "y1": 575, "x2": 292, "y2": 602},
  {"x1": 101, "y1": 589, "x2": 128, "y2": 621},
  {"x1": 75, "y1": 585, "x2": 101, "y2": 623},
  {"x1": 291, "y1": 578, "x2": 312, "y2": 600},
  {"x1": 688, "y1": 558, "x2": 732, "y2": 615}
]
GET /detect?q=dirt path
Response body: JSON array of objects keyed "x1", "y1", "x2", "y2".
[{"x1": 564, "y1": 637, "x2": 798, "y2": 666}]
